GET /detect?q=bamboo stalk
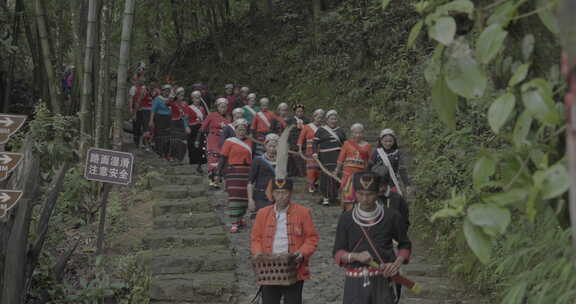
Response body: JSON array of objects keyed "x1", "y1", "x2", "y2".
[
  {"x1": 113, "y1": 0, "x2": 136, "y2": 150},
  {"x1": 34, "y1": 0, "x2": 61, "y2": 114}
]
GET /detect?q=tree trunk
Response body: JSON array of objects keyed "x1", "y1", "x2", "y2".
[
  {"x1": 3, "y1": 0, "x2": 24, "y2": 112},
  {"x1": 312, "y1": 0, "x2": 321, "y2": 54},
  {"x1": 71, "y1": 0, "x2": 89, "y2": 115},
  {"x1": 34, "y1": 0, "x2": 61, "y2": 114},
  {"x1": 113, "y1": 0, "x2": 136, "y2": 150},
  {"x1": 171, "y1": 0, "x2": 183, "y2": 49},
  {"x1": 80, "y1": 0, "x2": 99, "y2": 154},
  {"x1": 96, "y1": 1, "x2": 112, "y2": 148}
]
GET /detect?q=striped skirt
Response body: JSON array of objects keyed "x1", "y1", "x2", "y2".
[{"x1": 226, "y1": 165, "x2": 250, "y2": 221}]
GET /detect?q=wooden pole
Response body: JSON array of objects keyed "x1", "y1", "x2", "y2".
[{"x1": 95, "y1": 182, "x2": 112, "y2": 256}]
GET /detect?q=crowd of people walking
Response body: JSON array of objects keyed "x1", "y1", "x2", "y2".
[{"x1": 129, "y1": 78, "x2": 414, "y2": 304}]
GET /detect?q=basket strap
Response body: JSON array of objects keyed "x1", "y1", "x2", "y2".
[{"x1": 250, "y1": 286, "x2": 263, "y2": 304}]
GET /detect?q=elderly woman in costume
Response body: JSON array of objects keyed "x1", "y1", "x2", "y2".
[
  {"x1": 182, "y1": 90, "x2": 207, "y2": 173},
  {"x1": 285, "y1": 104, "x2": 308, "y2": 177},
  {"x1": 313, "y1": 110, "x2": 346, "y2": 206},
  {"x1": 333, "y1": 171, "x2": 412, "y2": 304},
  {"x1": 219, "y1": 107, "x2": 245, "y2": 148},
  {"x1": 335, "y1": 123, "x2": 372, "y2": 211},
  {"x1": 217, "y1": 119, "x2": 253, "y2": 233},
  {"x1": 248, "y1": 133, "x2": 279, "y2": 218},
  {"x1": 201, "y1": 98, "x2": 230, "y2": 188},
  {"x1": 298, "y1": 109, "x2": 325, "y2": 193},
  {"x1": 149, "y1": 84, "x2": 174, "y2": 159},
  {"x1": 368, "y1": 128, "x2": 411, "y2": 197},
  {"x1": 251, "y1": 98, "x2": 282, "y2": 157},
  {"x1": 224, "y1": 83, "x2": 236, "y2": 117},
  {"x1": 243, "y1": 93, "x2": 260, "y2": 124},
  {"x1": 272, "y1": 102, "x2": 289, "y2": 134},
  {"x1": 167, "y1": 87, "x2": 191, "y2": 163}
]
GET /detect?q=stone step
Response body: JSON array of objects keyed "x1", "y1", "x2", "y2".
[
  {"x1": 403, "y1": 263, "x2": 443, "y2": 278},
  {"x1": 142, "y1": 226, "x2": 229, "y2": 250},
  {"x1": 152, "y1": 185, "x2": 205, "y2": 200},
  {"x1": 150, "y1": 272, "x2": 236, "y2": 303},
  {"x1": 153, "y1": 197, "x2": 212, "y2": 216},
  {"x1": 407, "y1": 276, "x2": 457, "y2": 299},
  {"x1": 140, "y1": 246, "x2": 235, "y2": 275},
  {"x1": 165, "y1": 165, "x2": 198, "y2": 176},
  {"x1": 154, "y1": 212, "x2": 222, "y2": 229},
  {"x1": 151, "y1": 174, "x2": 204, "y2": 187}
]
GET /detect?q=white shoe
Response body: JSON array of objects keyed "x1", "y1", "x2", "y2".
[{"x1": 322, "y1": 198, "x2": 330, "y2": 206}]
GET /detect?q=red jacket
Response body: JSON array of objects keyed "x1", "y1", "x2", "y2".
[{"x1": 251, "y1": 203, "x2": 319, "y2": 281}]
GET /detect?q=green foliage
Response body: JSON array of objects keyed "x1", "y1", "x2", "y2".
[
  {"x1": 58, "y1": 166, "x2": 100, "y2": 225},
  {"x1": 64, "y1": 256, "x2": 126, "y2": 303},
  {"x1": 21, "y1": 104, "x2": 81, "y2": 169}
]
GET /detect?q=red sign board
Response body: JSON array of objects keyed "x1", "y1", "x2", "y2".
[
  {"x1": 0, "y1": 114, "x2": 27, "y2": 144},
  {"x1": 0, "y1": 152, "x2": 24, "y2": 181},
  {"x1": 0, "y1": 190, "x2": 23, "y2": 218}
]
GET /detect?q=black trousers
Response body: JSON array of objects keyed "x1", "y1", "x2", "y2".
[{"x1": 262, "y1": 281, "x2": 304, "y2": 304}]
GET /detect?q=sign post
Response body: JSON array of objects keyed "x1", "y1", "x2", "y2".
[
  {"x1": 0, "y1": 190, "x2": 23, "y2": 218},
  {"x1": 0, "y1": 114, "x2": 27, "y2": 145},
  {"x1": 0, "y1": 114, "x2": 26, "y2": 219},
  {"x1": 83, "y1": 147, "x2": 135, "y2": 255}
]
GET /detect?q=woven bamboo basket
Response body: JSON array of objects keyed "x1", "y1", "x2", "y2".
[{"x1": 252, "y1": 253, "x2": 299, "y2": 286}]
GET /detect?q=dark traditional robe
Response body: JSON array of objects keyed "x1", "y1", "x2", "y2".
[
  {"x1": 333, "y1": 206, "x2": 412, "y2": 304},
  {"x1": 313, "y1": 126, "x2": 346, "y2": 203}
]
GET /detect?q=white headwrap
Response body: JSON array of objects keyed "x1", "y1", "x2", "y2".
[
  {"x1": 233, "y1": 108, "x2": 245, "y2": 115},
  {"x1": 313, "y1": 109, "x2": 325, "y2": 117},
  {"x1": 380, "y1": 128, "x2": 396, "y2": 138},
  {"x1": 215, "y1": 98, "x2": 229, "y2": 106},
  {"x1": 350, "y1": 123, "x2": 364, "y2": 132},
  {"x1": 225, "y1": 84, "x2": 234, "y2": 89},
  {"x1": 161, "y1": 84, "x2": 172, "y2": 90},
  {"x1": 260, "y1": 97, "x2": 270, "y2": 105},
  {"x1": 191, "y1": 90, "x2": 201, "y2": 98},
  {"x1": 233, "y1": 118, "x2": 249, "y2": 127},
  {"x1": 248, "y1": 93, "x2": 256, "y2": 100},
  {"x1": 326, "y1": 110, "x2": 338, "y2": 118},
  {"x1": 175, "y1": 87, "x2": 185, "y2": 95},
  {"x1": 265, "y1": 133, "x2": 280, "y2": 144},
  {"x1": 277, "y1": 102, "x2": 289, "y2": 110}
]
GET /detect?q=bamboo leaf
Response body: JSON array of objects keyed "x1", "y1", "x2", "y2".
[
  {"x1": 482, "y1": 188, "x2": 528, "y2": 207},
  {"x1": 522, "y1": 34, "x2": 535, "y2": 61},
  {"x1": 428, "y1": 16, "x2": 456, "y2": 46},
  {"x1": 473, "y1": 155, "x2": 496, "y2": 190},
  {"x1": 468, "y1": 203, "x2": 511, "y2": 236},
  {"x1": 536, "y1": 0, "x2": 559, "y2": 35},
  {"x1": 509, "y1": 64, "x2": 530, "y2": 87},
  {"x1": 501, "y1": 282, "x2": 528, "y2": 304},
  {"x1": 477, "y1": 24, "x2": 508, "y2": 64},
  {"x1": 512, "y1": 110, "x2": 533, "y2": 148},
  {"x1": 539, "y1": 162, "x2": 570, "y2": 200},
  {"x1": 521, "y1": 79, "x2": 561, "y2": 125},
  {"x1": 382, "y1": 0, "x2": 392, "y2": 11},
  {"x1": 463, "y1": 218, "x2": 492, "y2": 264},
  {"x1": 487, "y1": 1, "x2": 517, "y2": 27},
  {"x1": 431, "y1": 77, "x2": 458, "y2": 129},
  {"x1": 488, "y1": 93, "x2": 516, "y2": 134},
  {"x1": 407, "y1": 20, "x2": 423, "y2": 49},
  {"x1": 445, "y1": 43, "x2": 487, "y2": 99}
]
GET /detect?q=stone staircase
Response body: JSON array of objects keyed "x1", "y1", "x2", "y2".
[{"x1": 140, "y1": 166, "x2": 238, "y2": 304}]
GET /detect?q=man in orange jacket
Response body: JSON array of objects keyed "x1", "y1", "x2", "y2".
[{"x1": 251, "y1": 178, "x2": 319, "y2": 304}]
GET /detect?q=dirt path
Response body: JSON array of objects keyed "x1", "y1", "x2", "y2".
[{"x1": 214, "y1": 177, "x2": 483, "y2": 304}]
